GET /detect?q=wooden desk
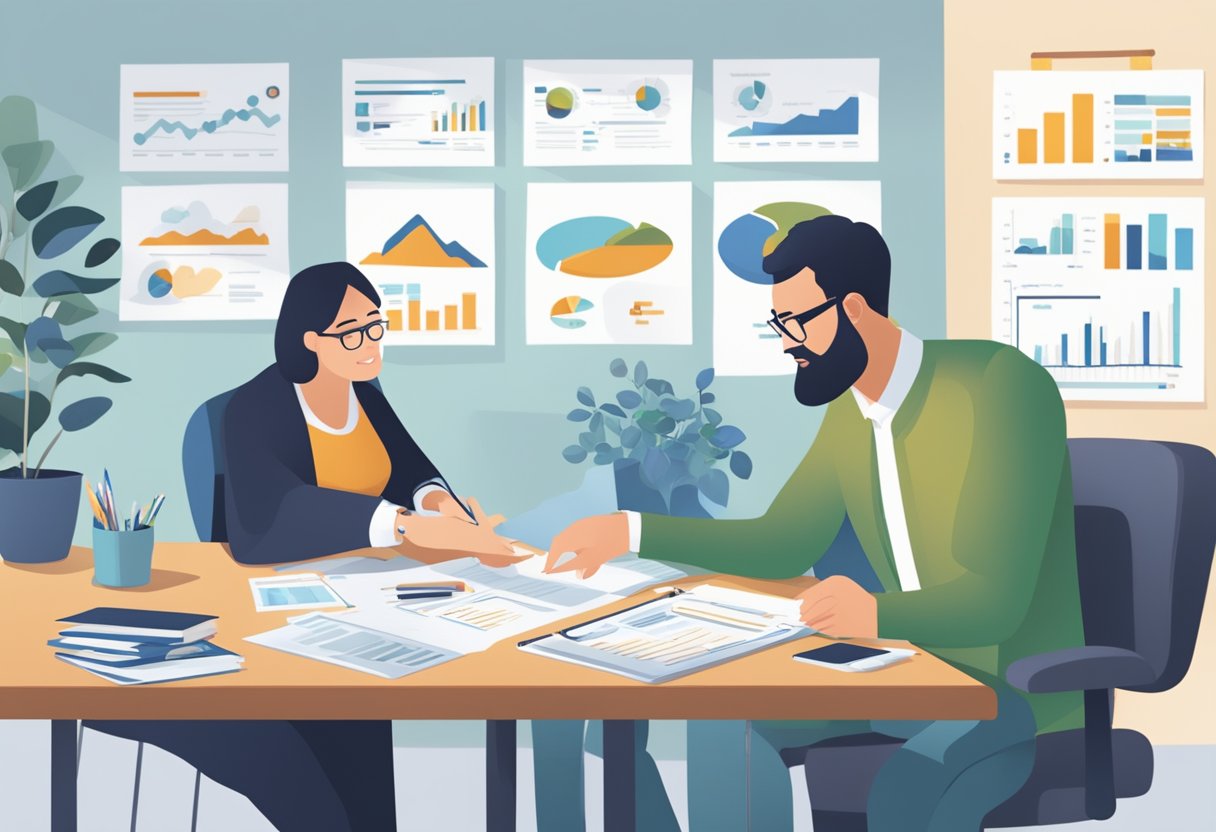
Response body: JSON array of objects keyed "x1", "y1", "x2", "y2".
[{"x1": 1, "y1": 543, "x2": 996, "y2": 831}]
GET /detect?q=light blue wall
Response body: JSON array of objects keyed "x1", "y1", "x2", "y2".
[{"x1": 0, "y1": 0, "x2": 944, "y2": 547}]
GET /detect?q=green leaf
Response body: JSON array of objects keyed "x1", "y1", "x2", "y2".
[
  {"x1": 58, "y1": 396, "x2": 113, "y2": 432},
  {"x1": 37, "y1": 337, "x2": 75, "y2": 369},
  {"x1": 49, "y1": 294, "x2": 99, "y2": 325},
  {"x1": 637, "y1": 410, "x2": 676, "y2": 436},
  {"x1": 0, "y1": 390, "x2": 51, "y2": 451},
  {"x1": 0, "y1": 317, "x2": 26, "y2": 354},
  {"x1": 0, "y1": 96, "x2": 40, "y2": 151},
  {"x1": 0, "y1": 353, "x2": 11, "y2": 378},
  {"x1": 0, "y1": 260, "x2": 23, "y2": 296},
  {"x1": 2, "y1": 139, "x2": 54, "y2": 191},
  {"x1": 56, "y1": 362, "x2": 132, "y2": 385},
  {"x1": 67, "y1": 332, "x2": 117, "y2": 359},
  {"x1": 85, "y1": 237, "x2": 121, "y2": 268},
  {"x1": 16, "y1": 179, "x2": 58, "y2": 221},
  {"x1": 33, "y1": 207, "x2": 104, "y2": 259},
  {"x1": 33, "y1": 270, "x2": 119, "y2": 297}
]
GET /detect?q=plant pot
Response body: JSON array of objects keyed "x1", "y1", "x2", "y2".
[
  {"x1": 0, "y1": 468, "x2": 83, "y2": 564},
  {"x1": 613, "y1": 459, "x2": 725, "y2": 519}
]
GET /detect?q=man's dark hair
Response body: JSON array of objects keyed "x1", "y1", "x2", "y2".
[
  {"x1": 274, "y1": 261, "x2": 381, "y2": 383},
  {"x1": 762, "y1": 215, "x2": 891, "y2": 316}
]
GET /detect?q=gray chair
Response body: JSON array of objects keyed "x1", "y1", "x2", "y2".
[{"x1": 796, "y1": 438, "x2": 1216, "y2": 830}]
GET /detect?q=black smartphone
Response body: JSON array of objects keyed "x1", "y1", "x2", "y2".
[{"x1": 793, "y1": 643, "x2": 890, "y2": 665}]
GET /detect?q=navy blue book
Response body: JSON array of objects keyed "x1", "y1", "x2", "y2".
[
  {"x1": 57, "y1": 608, "x2": 218, "y2": 644},
  {"x1": 50, "y1": 640, "x2": 225, "y2": 668}
]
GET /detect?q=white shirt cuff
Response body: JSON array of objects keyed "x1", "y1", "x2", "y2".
[
  {"x1": 369, "y1": 500, "x2": 404, "y2": 548},
  {"x1": 411, "y1": 480, "x2": 451, "y2": 516},
  {"x1": 624, "y1": 510, "x2": 642, "y2": 553}
]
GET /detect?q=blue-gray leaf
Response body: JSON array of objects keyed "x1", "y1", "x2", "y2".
[
  {"x1": 703, "y1": 407, "x2": 723, "y2": 426},
  {"x1": 562, "y1": 445, "x2": 588, "y2": 464},
  {"x1": 38, "y1": 337, "x2": 76, "y2": 368},
  {"x1": 616, "y1": 389, "x2": 642, "y2": 409},
  {"x1": 567, "y1": 408, "x2": 592, "y2": 422},
  {"x1": 634, "y1": 360, "x2": 648, "y2": 386},
  {"x1": 32, "y1": 206, "x2": 104, "y2": 259},
  {"x1": 33, "y1": 270, "x2": 120, "y2": 297},
  {"x1": 699, "y1": 469, "x2": 730, "y2": 507},
  {"x1": 730, "y1": 450, "x2": 754, "y2": 480},
  {"x1": 700, "y1": 392, "x2": 716, "y2": 404},
  {"x1": 620, "y1": 426, "x2": 643, "y2": 449},
  {"x1": 641, "y1": 446, "x2": 671, "y2": 488},
  {"x1": 696, "y1": 368, "x2": 715, "y2": 390},
  {"x1": 709, "y1": 425, "x2": 746, "y2": 449},
  {"x1": 84, "y1": 237, "x2": 121, "y2": 268},
  {"x1": 600, "y1": 403, "x2": 627, "y2": 418},
  {"x1": 576, "y1": 386, "x2": 596, "y2": 407},
  {"x1": 24, "y1": 315, "x2": 63, "y2": 354},
  {"x1": 58, "y1": 396, "x2": 113, "y2": 432},
  {"x1": 609, "y1": 358, "x2": 628, "y2": 378},
  {"x1": 660, "y1": 398, "x2": 696, "y2": 420}
]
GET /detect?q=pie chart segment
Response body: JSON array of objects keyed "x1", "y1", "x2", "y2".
[
  {"x1": 550, "y1": 295, "x2": 594, "y2": 329},
  {"x1": 546, "y1": 87, "x2": 575, "y2": 119}
]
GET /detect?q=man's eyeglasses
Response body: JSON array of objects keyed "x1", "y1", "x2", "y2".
[
  {"x1": 767, "y1": 297, "x2": 839, "y2": 343},
  {"x1": 317, "y1": 319, "x2": 387, "y2": 351}
]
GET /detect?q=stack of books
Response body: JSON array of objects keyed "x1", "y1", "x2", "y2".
[{"x1": 50, "y1": 607, "x2": 244, "y2": 685}]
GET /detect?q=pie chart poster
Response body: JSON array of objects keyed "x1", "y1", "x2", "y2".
[
  {"x1": 526, "y1": 182, "x2": 692, "y2": 345},
  {"x1": 713, "y1": 180, "x2": 882, "y2": 376}
]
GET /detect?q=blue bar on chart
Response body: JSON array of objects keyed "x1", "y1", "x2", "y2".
[
  {"x1": 1083, "y1": 323, "x2": 1093, "y2": 366},
  {"x1": 1176, "y1": 228, "x2": 1194, "y2": 270},
  {"x1": 1061, "y1": 333, "x2": 1069, "y2": 366},
  {"x1": 1127, "y1": 224, "x2": 1142, "y2": 270},
  {"x1": 1099, "y1": 327, "x2": 1107, "y2": 367},
  {"x1": 1142, "y1": 311, "x2": 1151, "y2": 366},
  {"x1": 1148, "y1": 214, "x2": 1168, "y2": 270},
  {"x1": 1172, "y1": 287, "x2": 1181, "y2": 366}
]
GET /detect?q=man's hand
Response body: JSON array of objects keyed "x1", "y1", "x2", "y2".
[
  {"x1": 422, "y1": 490, "x2": 501, "y2": 525},
  {"x1": 544, "y1": 513, "x2": 631, "y2": 578},
  {"x1": 394, "y1": 497, "x2": 526, "y2": 567},
  {"x1": 796, "y1": 576, "x2": 878, "y2": 638}
]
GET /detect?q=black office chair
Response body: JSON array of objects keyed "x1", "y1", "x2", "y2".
[{"x1": 794, "y1": 438, "x2": 1216, "y2": 831}]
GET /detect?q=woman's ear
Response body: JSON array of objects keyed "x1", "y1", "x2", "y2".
[
  {"x1": 842, "y1": 292, "x2": 869, "y2": 323},
  {"x1": 302, "y1": 331, "x2": 319, "y2": 352}
]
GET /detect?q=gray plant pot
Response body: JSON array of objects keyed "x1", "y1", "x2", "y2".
[{"x1": 0, "y1": 468, "x2": 83, "y2": 564}]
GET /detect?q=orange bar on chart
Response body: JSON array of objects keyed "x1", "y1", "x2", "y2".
[
  {"x1": 1156, "y1": 108, "x2": 1190, "y2": 116},
  {"x1": 1104, "y1": 214, "x2": 1121, "y2": 270},
  {"x1": 408, "y1": 300, "x2": 422, "y2": 331},
  {"x1": 1072, "y1": 94, "x2": 1093, "y2": 163},
  {"x1": 1157, "y1": 131, "x2": 1191, "y2": 140},
  {"x1": 426, "y1": 310, "x2": 440, "y2": 331},
  {"x1": 386, "y1": 309, "x2": 403, "y2": 331},
  {"x1": 444, "y1": 305, "x2": 458, "y2": 330},
  {"x1": 462, "y1": 293, "x2": 477, "y2": 330},
  {"x1": 1017, "y1": 129, "x2": 1037, "y2": 164},
  {"x1": 469, "y1": 104, "x2": 477, "y2": 132},
  {"x1": 1043, "y1": 113, "x2": 1065, "y2": 163}
]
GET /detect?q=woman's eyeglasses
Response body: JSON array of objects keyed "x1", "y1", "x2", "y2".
[
  {"x1": 766, "y1": 297, "x2": 839, "y2": 343},
  {"x1": 318, "y1": 319, "x2": 387, "y2": 351}
]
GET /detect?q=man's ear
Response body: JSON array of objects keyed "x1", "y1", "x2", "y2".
[
  {"x1": 302, "y1": 331, "x2": 319, "y2": 352},
  {"x1": 841, "y1": 292, "x2": 869, "y2": 323}
]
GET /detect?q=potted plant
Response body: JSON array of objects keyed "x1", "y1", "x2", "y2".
[
  {"x1": 562, "y1": 358, "x2": 753, "y2": 519},
  {"x1": 0, "y1": 96, "x2": 129, "y2": 564}
]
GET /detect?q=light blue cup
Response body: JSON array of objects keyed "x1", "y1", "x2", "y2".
[{"x1": 92, "y1": 526, "x2": 155, "y2": 588}]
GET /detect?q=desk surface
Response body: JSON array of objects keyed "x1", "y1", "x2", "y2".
[{"x1": 0, "y1": 544, "x2": 995, "y2": 721}]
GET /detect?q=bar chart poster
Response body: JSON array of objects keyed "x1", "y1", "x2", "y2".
[
  {"x1": 993, "y1": 70, "x2": 1203, "y2": 180},
  {"x1": 713, "y1": 59, "x2": 879, "y2": 163},
  {"x1": 522, "y1": 60, "x2": 692, "y2": 166},
  {"x1": 345, "y1": 183, "x2": 495, "y2": 346},
  {"x1": 714, "y1": 181, "x2": 883, "y2": 376},
  {"x1": 342, "y1": 58, "x2": 494, "y2": 167},
  {"x1": 992, "y1": 198, "x2": 1204, "y2": 401},
  {"x1": 526, "y1": 182, "x2": 692, "y2": 345},
  {"x1": 120, "y1": 184, "x2": 290, "y2": 321},
  {"x1": 119, "y1": 64, "x2": 289, "y2": 172}
]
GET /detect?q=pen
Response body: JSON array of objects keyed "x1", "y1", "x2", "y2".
[{"x1": 517, "y1": 589, "x2": 685, "y2": 648}]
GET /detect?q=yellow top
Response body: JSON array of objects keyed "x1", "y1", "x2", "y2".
[{"x1": 306, "y1": 402, "x2": 391, "y2": 497}]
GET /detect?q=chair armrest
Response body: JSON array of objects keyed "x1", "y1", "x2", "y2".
[{"x1": 1006, "y1": 646, "x2": 1155, "y2": 693}]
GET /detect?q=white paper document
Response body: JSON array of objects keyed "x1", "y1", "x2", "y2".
[{"x1": 249, "y1": 574, "x2": 350, "y2": 612}]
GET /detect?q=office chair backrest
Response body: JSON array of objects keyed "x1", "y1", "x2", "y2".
[
  {"x1": 181, "y1": 377, "x2": 386, "y2": 543},
  {"x1": 1068, "y1": 438, "x2": 1216, "y2": 693}
]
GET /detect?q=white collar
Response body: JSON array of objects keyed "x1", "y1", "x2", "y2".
[
  {"x1": 294, "y1": 382, "x2": 359, "y2": 435},
  {"x1": 851, "y1": 330, "x2": 923, "y2": 429}
]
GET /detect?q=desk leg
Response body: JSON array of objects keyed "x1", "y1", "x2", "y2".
[
  {"x1": 486, "y1": 719, "x2": 516, "y2": 832},
  {"x1": 50, "y1": 719, "x2": 77, "y2": 832},
  {"x1": 604, "y1": 720, "x2": 636, "y2": 832}
]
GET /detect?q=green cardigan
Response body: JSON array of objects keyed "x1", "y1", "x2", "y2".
[{"x1": 640, "y1": 339, "x2": 1085, "y2": 734}]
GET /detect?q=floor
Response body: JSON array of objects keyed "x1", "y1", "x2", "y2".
[{"x1": 0, "y1": 721, "x2": 1212, "y2": 830}]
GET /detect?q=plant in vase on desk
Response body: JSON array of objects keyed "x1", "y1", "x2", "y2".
[
  {"x1": 562, "y1": 357, "x2": 753, "y2": 519},
  {"x1": 0, "y1": 95, "x2": 129, "y2": 564}
]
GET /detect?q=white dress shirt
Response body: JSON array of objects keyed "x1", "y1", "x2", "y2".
[
  {"x1": 624, "y1": 330, "x2": 925, "y2": 593},
  {"x1": 294, "y1": 383, "x2": 448, "y2": 548}
]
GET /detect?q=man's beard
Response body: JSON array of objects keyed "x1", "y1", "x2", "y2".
[{"x1": 787, "y1": 310, "x2": 869, "y2": 407}]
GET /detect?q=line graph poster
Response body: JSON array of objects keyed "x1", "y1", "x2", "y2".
[
  {"x1": 120, "y1": 184, "x2": 290, "y2": 321},
  {"x1": 526, "y1": 182, "x2": 692, "y2": 345},
  {"x1": 346, "y1": 183, "x2": 496, "y2": 346},
  {"x1": 993, "y1": 70, "x2": 1204, "y2": 180},
  {"x1": 342, "y1": 57, "x2": 494, "y2": 167},
  {"x1": 120, "y1": 63, "x2": 289, "y2": 172},
  {"x1": 713, "y1": 59, "x2": 879, "y2": 163},
  {"x1": 992, "y1": 197, "x2": 1205, "y2": 402}
]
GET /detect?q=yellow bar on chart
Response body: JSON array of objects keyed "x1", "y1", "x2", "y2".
[
  {"x1": 452, "y1": 102, "x2": 458, "y2": 131},
  {"x1": 1072, "y1": 94, "x2": 1093, "y2": 163},
  {"x1": 462, "y1": 293, "x2": 477, "y2": 330},
  {"x1": 469, "y1": 104, "x2": 477, "y2": 132},
  {"x1": 426, "y1": 310, "x2": 440, "y2": 331},
  {"x1": 1017, "y1": 129, "x2": 1038, "y2": 164},
  {"x1": 386, "y1": 309, "x2": 403, "y2": 332},
  {"x1": 408, "y1": 300, "x2": 422, "y2": 331},
  {"x1": 1043, "y1": 113, "x2": 1065, "y2": 164},
  {"x1": 1104, "y1": 214, "x2": 1121, "y2": 270},
  {"x1": 444, "y1": 305, "x2": 458, "y2": 330}
]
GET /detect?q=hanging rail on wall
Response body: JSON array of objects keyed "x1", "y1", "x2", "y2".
[{"x1": 1030, "y1": 49, "x2": 1156, "y2": 71}]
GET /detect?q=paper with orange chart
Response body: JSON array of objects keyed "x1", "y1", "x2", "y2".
[{"x1": 120, "y1": 184, "x2": 290, "y2": 321}]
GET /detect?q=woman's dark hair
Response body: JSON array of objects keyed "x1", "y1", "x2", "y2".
[
  {"x1": 275, "y1": 261, "x2": 381, "y2": 383},
  {"x1": 761, "y1": 214, "x2": 891, "y2": 316}
]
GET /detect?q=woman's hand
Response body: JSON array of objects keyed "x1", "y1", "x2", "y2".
[{"x1": 394, "y1": 497, "x2": 526, "y2": 567}]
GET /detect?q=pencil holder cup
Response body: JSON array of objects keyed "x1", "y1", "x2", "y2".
[{"x1": 92, "y1": 526, "x2": 155, "y2": 588}]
